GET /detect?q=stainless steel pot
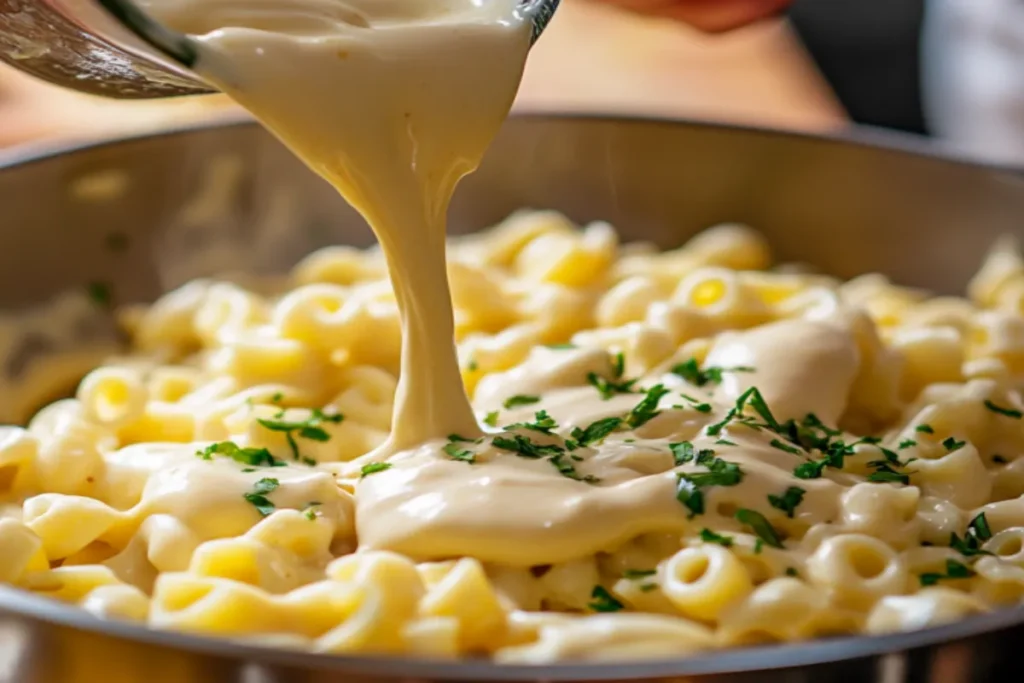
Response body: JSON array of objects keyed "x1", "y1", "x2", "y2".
[{"x1": 0, "y1": 115, "x2": 1023, "y2": 683}]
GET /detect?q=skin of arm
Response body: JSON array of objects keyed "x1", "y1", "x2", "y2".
[{"x1": 588, "y1": 0, "x2": 792, "y2": 32}]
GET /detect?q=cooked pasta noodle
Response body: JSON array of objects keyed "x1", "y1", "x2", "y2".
[{"x1": 2, "y1": 215, "x2": 1024, "y2": 660}]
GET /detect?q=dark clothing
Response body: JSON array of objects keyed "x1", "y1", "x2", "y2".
[{"x1": 789, "y1": 0, "x2": 929, "y2": 136}]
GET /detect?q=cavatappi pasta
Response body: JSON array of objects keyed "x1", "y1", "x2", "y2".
[{"x1": 2, "y1": 212, "x2": 1024, "y2": 661}]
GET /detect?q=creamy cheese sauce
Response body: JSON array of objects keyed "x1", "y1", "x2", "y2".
[{"x1": 142, "y1": 0, "x2": 532, "y2": 452}]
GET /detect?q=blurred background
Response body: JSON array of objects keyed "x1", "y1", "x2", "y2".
[{"x1": 0, "y1": 0, "x2": 1021, "y2": 164}]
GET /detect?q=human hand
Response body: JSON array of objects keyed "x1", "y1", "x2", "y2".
[{"x1": 590, "y1": 0, "x2": 793, "y2": 33}]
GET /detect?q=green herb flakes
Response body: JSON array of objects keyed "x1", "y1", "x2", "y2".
[
  {"x1": 360, "y1": 462, "x2": 392, "y2": 478},
  {"x1": 919, "y1": 559, "x2": 975, "y2": 586},
  {"x1": 243, "y1": 478, "x2": 280, "y2": 517},
  {"x1": 675, "y1": 458, "x2": 743, "y2": 517},
  {"x1": 769, "y1": 439, "x2": 801, "y2": 455},
  {"x1": 588, "y1": 586, "x2": 624, "y2": 612},
  {"x1": 611, "y1": 352, "x2": 626, "y2": 379},
  {"x1": 622, "y1": 569, "x2": 657, "y2": 580},
  {"x1": 492, "y1": 434, "x2": 563, "y2": 459},
  {"x1": 942, "y1": 437, "x2": 966, "y2": 453},
  {"x1": 587, "y1": 371, "x2": 638, "y2": 400},
  {"x1": 671, "y1": 358, "x2": 754, "y2": 387},
  {"x1": 503, "y1": 395, "x2": 541, "y2": 409},
  {"x1": 86, "y1": 281, "x2": 113, "y2": 307},
  {"x1": 483, "y1": 410, "x2": 500, "y2": 428},
  {"x1": 506, "y1": 410, "x2": 558, "y2": 435},
  {"x1": 949, "y1": 512, "x2": 993, "y2": 558},
  {"x1": 767, "y1": 487, "x2": 805, "y2": 518},
  {"x1": 571, "y1": 417, "x2": 623, "y2": 447},
  {"x1": 735, "y1": 508, "x2": 784, "y2": 549},
  {"x1": 984, "y1": 399, "x2": 1022, "y2": 419},
  {"x1": 626, "y1": 384, "x2": 670, "y2": 428},
  {"x1": 669, "y1": 441, "x2": 714, "y2": 467},
  {"x1": 699, "y1": 529, "x2": 734, "y2": 547},
  {"x1": 197, "y1": 441, "x2": 283, "y2": 468},
  {"x1": 443, "y1": 442, "x2": 476, "y2": 463},
  {"x1": 257, "y1": 408, "x2": 344, "y2": 461}
]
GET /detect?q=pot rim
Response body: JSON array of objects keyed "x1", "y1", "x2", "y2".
[{"x1": 0, "y1": 111, "x2": 1021, "y2": 678}]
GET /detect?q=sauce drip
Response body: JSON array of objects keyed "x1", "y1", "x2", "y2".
[{"x1": 142, "y1": 0, "x2": 533, "y2": 452}]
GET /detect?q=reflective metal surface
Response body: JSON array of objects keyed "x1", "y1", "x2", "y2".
[
  {"x1": 0, "y1": 115, "x2": 1023, "y2": 681},
  {"x1": 0, "y1": 0, "x2": 214, "y2": 98}
]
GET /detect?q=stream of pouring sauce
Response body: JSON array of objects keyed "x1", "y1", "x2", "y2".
[
  {"x1": 142, "y1": 0, "x2": 532, "y2": 453},
  {"x1": 135, "y1": 0, "x2": 877, "y2": 569}
]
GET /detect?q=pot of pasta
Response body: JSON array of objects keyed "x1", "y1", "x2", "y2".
[{"x1": 1, "y1": 111, "x2": 1024, "y2": 682}]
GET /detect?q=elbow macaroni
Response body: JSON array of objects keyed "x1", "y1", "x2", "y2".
[{"x1": 2, "y1": 212, "x2": 1024, "y2": 661}]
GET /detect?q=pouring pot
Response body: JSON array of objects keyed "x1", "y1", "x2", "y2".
[{"x1": 0, "y1": 114, "x2": 1023, "y2": 682}]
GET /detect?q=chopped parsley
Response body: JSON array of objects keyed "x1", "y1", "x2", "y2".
[
  {"x1": 611, "y1": 352, "x2": 626, "y2": 378},
  {"x1": 571, "y1": 417, "x2": 623, "y2": 447},
  {"x1": 706, "y1": 386, "x2": 781, "y2": 436},
  {"x1": 360, "y1": 462, "x2": 392, "y2": 477},
  {"x1": 302, "y1": 502, "x2": 321, "y2": 521},
  {"x1": 196, "y1": 441, "x2": 283, "y2": 468},
  {"x1": 867, "y1": 467, "x2": 911, "y2": 485},
  {"x1": 257, "y1": 408, "x2": 344, "y2": 461},
  {"x1": 492, "y1": 434, "x2": 563, "y2": 459},
  {"x1": 735, "y1": 508, "x2": 784, "y2": 549},
  {"x1": 915, "y1": 424, "x2": 935, "y2": 434},
  {"x1": 588, "y1": 586, "x2": 624, "y2": 612},
  {"x1": 769, "y1": 439, "x2": 802, "y2": 455},
  {"x1": 671, "y1": 358, "x2": 754, "y2": 387},
  {"x1": 546, "y1": 343, "x2": 577, "y2": 350},
  {"x1": 984, "y1": 399, "x2": 1022, "y2": 419},
  {"x1": 793, "y1": 460, "x2": 829, "y2": 479},
  {"x1": 919, "y1": 559, "x2": 975, "y2": 586},
  {"x1": 587, "y1": 371, "x2": 638, "y2": 400},
  {"x1": 503, "y1": 394, "x2": 541, "y2": 410},
  {"x1": 669, "y1": 441, "x2": 714, "y2": 467},
  {"x1": 243, "y1": 478, "x2": 280, "y2": 516},
  {"x1": 785, "y1": 567, "x2": 799, "y2": 577},
  {"x1": 949, "y1": 512, "x2": 993, "y2": 558},
  {"x1": 622, "y1": 569, "x2": 657, "y2": 580},
  {"x1": 715, "y1": 439, "x2": 737, "y2": 446},
  {"x1": 443, "y1": 442, "x2": 476, "y2": 463},
  {"x1": 675, "y1": 457, "x2": 743, "y2": 517},
  {"x1": 483, "y1": 410, "x2": 500, "y2": 428},
  {"x1": 767, "y1": 487, "x2": 805, "y2": 518},
  {"x1": 492, "y1": 433, "x2": 598, "y2": 483},
  {"x1": 626, "y1": 384, "x2": 670, "y2": 428},
  {"x1": 942, "y1": 437, "x2": 966, "y2": 453},
  {"x1": 699, "y1": 529, "x2": 734, "y2": 547},
  {"x1": 898, "y1": 439, "x2": 917, "y2": 450},
  {"x1": 271, "y1": 392, "x2": 284, "y2": 403},
  {"x1": 467, "y1": 359, "x2": 479, "y2": 372},
  {"x1": 679, "y1": 394, "x2": 714, "y2": 413},
  {"x1": 506, "y1": 410, "x2": 558, "y2": 434},
  {"x1": 549, "y1": 451, "x2": 600, "y2": 483},
  {"x1": 86, "y1": 280, "x2": 113, "y2": 307}
]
